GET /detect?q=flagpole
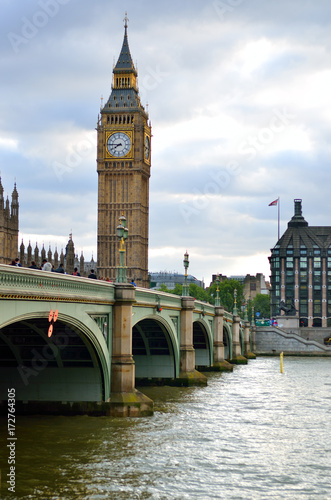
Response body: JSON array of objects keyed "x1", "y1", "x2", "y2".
[{"x1": 278, "y1": 197, "x2": 280, "y2": 241}]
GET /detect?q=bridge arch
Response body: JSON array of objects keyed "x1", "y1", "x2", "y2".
[
  {"x1": 0, "y1": 309, "x2": 110, "y2": 404},
  {"x1": 132, "y1": 315, "x2": 179, "y2": 380},
  {"x1": 223, "y1": 323, "x2": 232, "y2": 360},
  {"x1": 193, "y1": 319, "x2": 213, "y2": 368}
]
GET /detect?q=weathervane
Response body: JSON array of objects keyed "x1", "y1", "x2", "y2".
[{"x1": 124, "y1": 12, "x2": 129, "y2": 31}]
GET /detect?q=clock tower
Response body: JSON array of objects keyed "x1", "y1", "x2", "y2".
[{"x1": 97, "y1": 15, "x2": 151, "y2": 287}]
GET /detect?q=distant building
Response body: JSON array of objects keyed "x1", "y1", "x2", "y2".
[
  {"x1": 211, "y1": 273, "x2": 269, "y2": 302},
  {"x1": 149, "y1": 272, "x2": 205, "y2": 290},
  {"x1": 269, "y1": 198, "x2": 331, "y2": 327},
  {"x1": 19, "y1": 234, "x2": 96, "y2": 277},
  {"x1": 0, "y1": 179, "x2": 19, "y2": 264},
  {"x1": 242, "y1": 274, "x2": 269, "y2": 301}
]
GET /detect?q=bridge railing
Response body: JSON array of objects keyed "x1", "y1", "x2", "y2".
[
  {"x1": 0, "y1": 264, "x2": 115, "y2": 304},
  {"x1": 0, "y1": 265, "x2": 245, "y2": 324}
]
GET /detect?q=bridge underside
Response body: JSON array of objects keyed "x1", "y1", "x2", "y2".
[
  {"x1": 0, "y1": 319, "x2": 104, "y2": 404},
  {"x1": 132, "y1": 318, "x2": 213, "y2": 383},
  {"x1": 193, "y1": 321, "x2": 211, "y2": 368},
  {"x1": 223, "y1": 327, "x2": 231, "y2": 360},
  {"x1": 133, "y1": 319, "x2": 176, "y2": 380}
]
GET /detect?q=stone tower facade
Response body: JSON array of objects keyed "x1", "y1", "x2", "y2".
[
  {"x1": 0, "y1": 179, "x2": 19, "y2": 264},
  {"x1": 96, "y1": 16, "x2": 151, "y2": 287}
]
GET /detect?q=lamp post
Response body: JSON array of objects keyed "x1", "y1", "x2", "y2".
[
  {"x1": 183, "y1": 251, "x2": 189, "y2": 296},
  {"x1": 215, "y1": 274, "x2": 221, "y2": 306},
  {"x1": 233, "y1": 288, "x2": 238, "y2": 316},
  {"x1": 244, "y1": 302, "x2": 248, "y2": 322},
  {"x1": 116, "y1": 214, "x2": 128, "y2": 283}
]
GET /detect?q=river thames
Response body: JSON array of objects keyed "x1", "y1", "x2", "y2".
[{"x1": 0, "y1": 356, "x2": 330, "y2": 499}]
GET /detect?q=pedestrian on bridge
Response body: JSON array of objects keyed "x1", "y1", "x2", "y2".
[
  {"x1": 54, "y1": 263, "x2": 65, "y2": 273},
  {"x1": 41, "y1": 259, "x2": 52, "y2": 272},
  {"x1": 88, "y1": 269, "x2": 97, "y2": 279}
]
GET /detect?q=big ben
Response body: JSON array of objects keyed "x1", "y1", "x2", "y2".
[{"x1": 97, "y1": 14, "x2": 151, "y2": 287}]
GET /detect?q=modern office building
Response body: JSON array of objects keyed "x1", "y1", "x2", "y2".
[
  {"x1": 149, "y1": 272, "x2": 205, "y2": 290},
  {"x1": 269, "y1": 199, "x2": 331, "y2": 327}
]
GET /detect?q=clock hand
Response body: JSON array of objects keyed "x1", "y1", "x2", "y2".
[{"x1": 113, "y1": 142, "x2": 123, "y2": 149}]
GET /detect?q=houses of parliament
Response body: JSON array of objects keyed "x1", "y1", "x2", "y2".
[{"x1": 0, "y1": 16, "x2": 151, "y2": 284}]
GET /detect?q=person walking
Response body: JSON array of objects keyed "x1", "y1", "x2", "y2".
[
  {"x1": 88, "y1": 269, "x2": 97, "y2": 279},
  {"x1": 41, "y1": 259, "x2": 52, "y2": 272},
  {"x1": 54, "y1": 263, "x2": 65, "y2": 273}
]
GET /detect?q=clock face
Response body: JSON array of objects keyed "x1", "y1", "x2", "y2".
[
  {"x1": 144, "y1": 136, "x2": 150, "y2": 160},
  {"x1": 107, "y1": 132, "x2": 131, "y2": 157}
]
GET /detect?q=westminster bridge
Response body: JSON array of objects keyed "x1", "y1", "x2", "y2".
[{"x1": 0, "y1": 264, "x2": 256, "y2": 417}]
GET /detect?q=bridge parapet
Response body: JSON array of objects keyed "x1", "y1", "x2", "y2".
[
  {"x1": 0, "y1": 264, "x2": 115, "y2": 304},
  {"x1": 135, "y1": 287, "x2": 182, "y2": 310}
]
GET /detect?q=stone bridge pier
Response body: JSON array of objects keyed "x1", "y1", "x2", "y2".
[
  {"x1": 178, "y1": 296, "x2": 207, "y2": 386},
  {"x1": 110, "y1": 284, "x2": 153, "y2": 417}
]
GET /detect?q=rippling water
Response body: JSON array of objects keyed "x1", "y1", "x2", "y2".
[{"x1": 1, "y1": 357, "x2": 330, "y2": 499}]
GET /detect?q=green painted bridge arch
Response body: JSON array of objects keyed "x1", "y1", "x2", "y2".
[{"x1": 0, "y1": 265, "x2": 255, "y2": 416}]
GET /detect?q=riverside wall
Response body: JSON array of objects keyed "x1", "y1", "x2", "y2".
[{"x1": 255, "y1": 327, "x2": 331, "y2": 356}]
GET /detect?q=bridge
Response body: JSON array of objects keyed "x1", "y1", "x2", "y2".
[{"x1": 0, "y1": 264, "x2": 256, "y2": 417}]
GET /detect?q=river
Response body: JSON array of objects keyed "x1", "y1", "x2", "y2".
[{"x1": 0, "y1": 357, "x2": 330, "y2": 499}]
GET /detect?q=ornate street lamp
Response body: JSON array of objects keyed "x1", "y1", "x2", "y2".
[
  {"x1": 215, "y1": 274, "x2": 221, "y2": 307},
  {"x1": 183, "y1": 251, "x2": 189, "y2": 296},
  {"x1": 244, "y1": 302, "x2": 248, "y2": 322},
  {"x1": 116, "y1": 214, "x2": 128, "y2": 283},
  {"x1": 233, "y1": 288, "x2": 238, "y2": 316}
]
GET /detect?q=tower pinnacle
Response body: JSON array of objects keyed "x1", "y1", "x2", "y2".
[{"x1": 124, "y1": 11, "x2": 129, "y2": 33}]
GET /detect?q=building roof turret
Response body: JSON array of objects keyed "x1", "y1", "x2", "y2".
[
  {"x1": 113, "y1": 12, "x2": 137, "y2": 75},
  {"x1": 102, "y1": 13, "x2": 147, "y2": 117},
  {"x1": 287, "y1": 199, "x2": 308, "y2": 228}
]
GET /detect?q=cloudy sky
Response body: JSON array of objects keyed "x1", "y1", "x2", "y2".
[{"x1": 1, "y1": 0, "x2": 331, "y2": 284}]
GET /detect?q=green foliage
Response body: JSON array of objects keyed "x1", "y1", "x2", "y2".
[
  {"x1": 247, "y1": 293, "x2": 270, "y2": 320},
  {"x1": 208, "y1": 279, "x2": 244, "y2": 312},
  {"x1": 189, "y1": 283, "x2": 210, "y2": 302},
  {"x1": 156, "y1": 279, "x2": 245, "y2": 314},
  {"x1": 157, "y1": 283, "x2": 182, "y2": 295}
]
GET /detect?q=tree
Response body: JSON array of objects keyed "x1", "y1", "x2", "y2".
[
  {"x1": 156, "y1": 279, "x2": 245, "y2": 315},
  {"x1": 207, "y1": 279, "x2": 244, "y2": 313},
  {"x1": 247, "y1": 294, "x2": 270, "y2": 320},
  {"x1": 189, "y1": 283, "x2": 210, "y2": 302}
]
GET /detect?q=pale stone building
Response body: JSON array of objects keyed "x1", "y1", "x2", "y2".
[{"x1": 0, "y1": 179, "x2": 19, "y2": 264}]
